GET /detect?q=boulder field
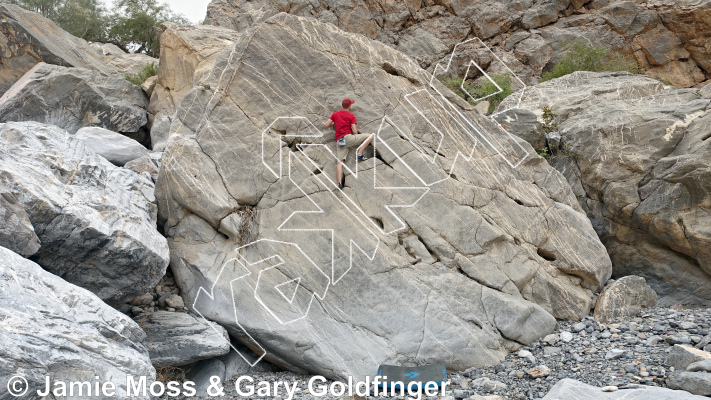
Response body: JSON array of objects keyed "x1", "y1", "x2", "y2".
[{"x1": 0, "y1": 2, "x2": 710, "y2": 398}]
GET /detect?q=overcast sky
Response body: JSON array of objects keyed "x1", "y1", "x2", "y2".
[
  {"x1": 164, "y1": 0, "x2": 211, "y2": 23},
  {"x1": 103, "y1": 0, "x2": 212, "y2": 24}
]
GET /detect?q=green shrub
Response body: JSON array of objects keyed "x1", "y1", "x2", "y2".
[
  {"x1": 468, "y1": 73, "x2": 513, "y2": 114},
  {"x1": 442, "y1": 73, "x2": 514, "y2": 114},
  {"x1": 542, "y1": 40, "x2": 638, "y2": 82},
  {"x1": 541, "y1": 105, "x2": 558, "y2": 134},
  {"x1": 125, "y1": 62, "x2": 159, "y2": 86},
  {"x1": 442, "y1": 77, "x2": 468, "y2": 99}
]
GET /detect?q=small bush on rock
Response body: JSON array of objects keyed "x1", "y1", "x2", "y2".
[
  {"x1": 468, "y1": 73, "x2": 513, "y2": 114},
  {"x1": 125, "y1": 62, "x2": 158, "y2": 85},
  {"x1": 442, "y1": 77, "x2": 468, "y2": 99},
  {"x1": 443, "y1": 74, "x2": 513, "y2": 115},
  {"x1": 542, "y1": 40, "x2": 638, "y2": 82}
]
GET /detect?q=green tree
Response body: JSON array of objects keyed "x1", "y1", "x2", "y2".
[
  {"x1": 106, "y1": 0, "x2": 189, "y2": 57},
  {"x1": 56, "y1": 0, "x2": 107, "y2": 41},
  {"x1": 7, "y1": 0, "x2": 106, "y2": 41},
  {"x1": 6, "y1": 0, "x2": 63, "y2": 20}
]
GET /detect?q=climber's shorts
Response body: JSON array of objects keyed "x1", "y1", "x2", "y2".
[{"x1": 336, "y1": 133, "x2": 372, "y2": 162}]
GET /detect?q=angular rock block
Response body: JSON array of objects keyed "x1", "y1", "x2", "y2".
[
  {"x1": 75, "y1": 126, "x2": 150, "y2": 166},
  {"x1": 148, "y1": 22, "x2": 243, "y2": 151},
  {"x1": 543, "y1": 378, "x2": 707, "y2": 399},
  {"x1": 0, "y1": 4, "x2": 157, "y2": 96},
  {"x1": 500, "y1": 71, "x2": 711, "y2": 306},
  {"x1": 0, "y1": 121, "x2": 169, "y2": 304},
  {"x1": 0, "y1": 246, "x2": 155, "y2": 400},
  {"x1": 0, "y1": 63, "x2": 148, "y2": 134},
  {"x1": 594, "y1": 276, "x2": 657, "y2": 322},
  {"x1": 0, "y1": 185, "x2": 40, "y2": 257},
  {"x1": 136, "y1": 311, "x2": 231, "y2": 367}
]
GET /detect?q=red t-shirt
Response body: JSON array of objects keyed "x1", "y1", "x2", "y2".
[{"x1": 330, "y1": 110, "x2": 356, "y2": 141}]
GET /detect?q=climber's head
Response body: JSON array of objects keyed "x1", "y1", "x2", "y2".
[{"x1": 342, "y1": 98, "x2": 355, "y2": 110}]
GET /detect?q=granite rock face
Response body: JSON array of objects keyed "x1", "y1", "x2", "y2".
[
  {"x1": 135, "y1": 311, "x2": 231, "y2": 367},
  {"x1": 0, "y1": 246, "x2": 155, "y2": 400},
  {"x1": 499, "y1": 71, "x2": 711, "y2": 306},
  {"x1": 148, "y1": 22, "x2": 243, "y2": 151},
  {"x1": 0, "y1": 4, "x2": 156, "y2": 96},
  {"x1": 204, "y1": 0, "x2": 709, "y2": 88},
  {"x1": 0, "y1": 121, "x2": 169, "y2": 304},
  {"x1": 157, "y1": 14, "x2": 612, "y2": 380},
  {"x1": 0, "y1": 63, "x2": 149, "y2": 135}
]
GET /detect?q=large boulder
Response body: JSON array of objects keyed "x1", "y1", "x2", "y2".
[
  {"x1": 542, "y1": 378, "x2": 707, "y2": 399},
  {"x1": 0, "y1": 4, "x2": 155, "y2": 96},
  {"x1": 203, "y1": 0, "x2": 708, "y2": 87},
  {"x1": 136, "y1": 311, "x2": 231, "y2": 367},
  {"x1": 667, "y1": 372, "x2": 711, "y2": 396},
  {"x1": 0, "y1": 245, "x2": 155, "y2": 400},
  {"x1": 156, "y1": 13, "x2": 612, "y2": 380},
  {"x1": 90, "y1": 42, "x2": 158, "y2": 77},
  {"x1": 688, "y1": 359, "x2": 711, "y2": 373},
  {"x1": 148, "y1": 22, "x2": 243, "y2": 151},
  {"x1": 666, "y1": 345, "x2": 711, "y2": 371},
  {"x1": 0, "y1": 184, "x2": 40, "y2": 257},
  {"x1": 0, "y1": 63, "x2": 149, "y2": 135},
  {"x1": 0, "y1": 121, "x2": 169, "y2": 304},
  {"x1": 593, "y1": 276, "x2": 657, "y2": 322},
  {"x1": 75, "y1": 126, "x2": 150, "y2": 166},
  {"x1": 499, "y1": 71, "x2": 711, "y2": 306}
]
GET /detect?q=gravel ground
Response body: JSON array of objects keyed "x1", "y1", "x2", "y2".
[
  {"x1": 162, "y1": 307, "x2": 711, "y2": 399},
  {"x1": 447, "y1": 307, "x2": 711, "y2": 399}
]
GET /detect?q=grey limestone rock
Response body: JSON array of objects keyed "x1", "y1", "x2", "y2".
[
  {"x1": 594, "y1": 275, "x2": 657, "y2": 322},
  {"x1": 666, "y1": 345, "x2": 711, "y2": 371},
  {"x1": 0, "y1": 121, "x2": 169, "y2": 304},
  {"x1": 543, "y1": 378, "x2": 707, "y2": 399},
  {"x1": 0, "y1": 63, "x2": 148, "y2": 134},
  {"x1": 0, "y1": 4, "x2": 122, "y2": 96},
  {"x1": 667, "y1": 372, "x2": 711, "y2": 397},
  {"x1": 499, "y1": 71, "x2": 711, "y2": 306},
  {"x1": 203, "y1": 0, "x2": 707, "y2": 87},
  {"x1": 135, "y1": 311, "x2": 231, "y2": 367},
  {"x1": 75, "y1": 126, "x2": 150, "y2": 166},
  {"x1": 0, "y1": 185, "x2": 40, "y2": 257},
  {"x1": 0, "y1": 245, "x2": 155, "y2": 400},
  {"x1": 156, "y1": 14, "x2": 612, "y2": 380}
]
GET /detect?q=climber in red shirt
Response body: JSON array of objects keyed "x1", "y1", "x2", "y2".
[{"x1": 324, "y1": 98, "x2": 374, "y2": 189}]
